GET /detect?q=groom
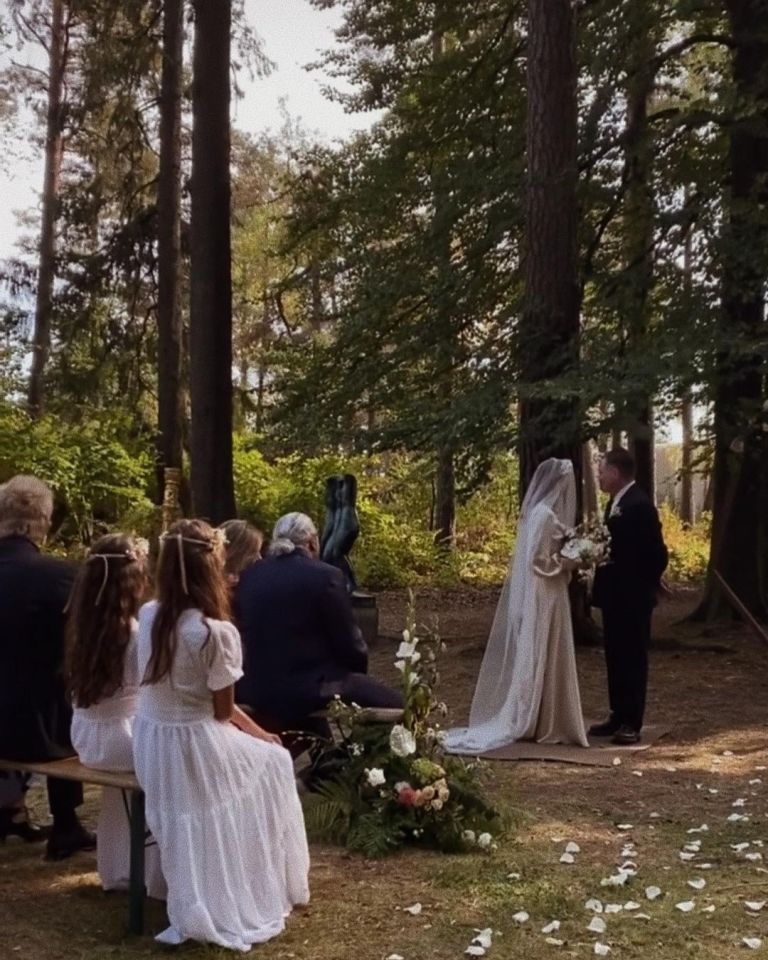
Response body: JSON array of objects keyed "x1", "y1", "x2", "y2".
[{"x1": 591, "y1": 449, "x2": 668, "y2": 745}]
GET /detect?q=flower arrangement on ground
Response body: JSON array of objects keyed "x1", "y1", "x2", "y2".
[{"x1": 300, "y1": 594, "x2": 502, "y2": 858}]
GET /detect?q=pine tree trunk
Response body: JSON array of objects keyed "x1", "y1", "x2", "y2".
[
  {"x1": 623, "y1": 26, "x2": 657, "y2": 500},
  {"x1": 189, "y1": 0, "x2": 236, "y2": 523},
  {"x1": 434, "y1": 444, "x2": 456, "y2": 549},
  {"x1": 519, "y1": 0, "x2": 581, "y2": 496},
  {"x1": 693, "y1": 0, "x2": 768, "y2": 621},
  {"x1": 681, "y1": 390, "x2": 695, "y2": 525},
  {"x1": 157, "y1": 0, "x2": 184, "y2": 497},
  {"x1": 27, "y1": 0, "x2": 67, "y2": 419},
  {"x1": 583, "y1": 441, "x2": 599, "y2": 519}
]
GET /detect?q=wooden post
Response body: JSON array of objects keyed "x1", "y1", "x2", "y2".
[{"x1": 162, "y1": 467, "x2": 182, "y2": 531}]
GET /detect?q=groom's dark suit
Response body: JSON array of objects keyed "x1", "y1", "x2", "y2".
[{"x1": 592, "y1": 484, "x2": 668, "y2": 733}]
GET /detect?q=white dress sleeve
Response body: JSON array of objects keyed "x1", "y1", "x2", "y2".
[
  {"x1": 531, "y1": 509, "x2": 569, "y2": 579},
  {"x1": 205, "y1": 620, "x2": 245, "y2": 692}
]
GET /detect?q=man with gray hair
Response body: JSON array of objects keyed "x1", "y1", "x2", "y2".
[
  {"x1": 235, "y1": 512, "x2": 403, "y2": 746},
  {"x1": 0, "y1": 475, "x2": 96, "y2": 858}
]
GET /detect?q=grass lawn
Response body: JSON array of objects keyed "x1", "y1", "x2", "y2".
[{"x1": 1, "y1": 586, "x2": 766, "y2": 960}]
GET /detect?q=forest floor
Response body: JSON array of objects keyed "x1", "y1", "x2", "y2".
[{"x1": 2, "y1": 585, "x2": 767, "y2": 960}]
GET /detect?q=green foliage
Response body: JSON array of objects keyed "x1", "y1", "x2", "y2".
[
  {"x1": 660, "y1": 505, "x2": 710, "y2": 582},
  {"x1": 0, "y1": 403, "x2": 155, "y2": 543},
  {"x1": 301, "y1": 596, "x2": 503, "y2": 857}
]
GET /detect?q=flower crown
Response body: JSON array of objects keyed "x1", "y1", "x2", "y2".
[{"x1": 158, "y1": 527, "x2": 228, "y2": 594}]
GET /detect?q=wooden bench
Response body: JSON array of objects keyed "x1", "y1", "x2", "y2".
[{"x1": 0, "y1": 757, "x2": 147, "y2": 935}]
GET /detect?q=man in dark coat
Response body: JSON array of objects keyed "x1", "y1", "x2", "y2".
[
  {"x1": 591, "y1": 449, "x2": 669, "y2": 745},
  {"x1": 235, "y1": 512, "x2": 402, "y2": 743},
  {"x1": 0, "y1": 475, "x2": 95, "y2": 858}
]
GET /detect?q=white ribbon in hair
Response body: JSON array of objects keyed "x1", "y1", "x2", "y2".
[
  {"x1": 159, "y1": 529, "x2": 226, "y2": 595},
  {"x1": 86, "y1": 552, "x2": 135, "y2": 606}
]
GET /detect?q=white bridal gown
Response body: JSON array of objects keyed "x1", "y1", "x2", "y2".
[
  {"x1": 133, "y1": 602, "x2": 310, "y2": 952},
  {"x1": 445, "y1": 459, "x2": 589, "y2": 754},
  {"x1": 70, "y1": 621, "x2": 166, "y2": 899}
]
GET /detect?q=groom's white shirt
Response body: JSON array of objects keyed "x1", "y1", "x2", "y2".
[{"x1": 610, "y1": 481, "x2": 636, "y2": 517}]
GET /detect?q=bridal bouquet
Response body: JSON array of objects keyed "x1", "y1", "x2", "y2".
[
  {"x1": 560, "y1": 520, "x2": 611, "y2": 573},
  {"x1": 300, "y1": 593, "x2": 501, "y2": 858}
]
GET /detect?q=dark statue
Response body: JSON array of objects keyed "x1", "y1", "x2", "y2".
[{"x1": 320, "y1": 473, "x2": 360, "y2": 592}]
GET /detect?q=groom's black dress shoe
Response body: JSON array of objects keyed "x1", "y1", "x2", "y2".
[
  {"x1": 611, "y1": 725, "x2": 641, "y2": 746},
  {"x1": 588, "y1": 718, "x2": 621, "y2": 737}
]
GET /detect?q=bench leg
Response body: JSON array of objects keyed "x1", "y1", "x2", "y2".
[{"x1": 128, "y1": 790, "x2": 146, "y2": 935}]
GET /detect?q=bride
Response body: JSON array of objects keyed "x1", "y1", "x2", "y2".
[{"x1": 445, "y1": 458, "x2": 589, "y2": 754}]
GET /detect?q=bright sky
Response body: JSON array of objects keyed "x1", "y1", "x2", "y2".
[{"x1": 0, "y1": 0, "x2": 368, "y2": 258}]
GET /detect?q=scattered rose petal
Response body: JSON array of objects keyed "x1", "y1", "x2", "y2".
[
  {"x1": 605, "y1": 904, "x2": 623, "y2": 915},
  {"x1": 542, "y1": 921, "x2": 561, "y2": 935},
  {"x1": 588, "y1": 917, "x2": 607, "y2": 934},
  {"x1": 512, "y1": 912, "x2": 529, "y2": 924},
  {"x1": 507, "y1": 872, "x2": 521, "y2": 881},
  {"x1": 465, "y1": 948, "x2": 485, "y2": 957},
  {"x1": 745, "y1": 902, "x2": 766, "y2": 912},
  {"x1": 723, "y1": 750, "x2": 734, "y2": 757},
  {"x1": 601, "y1": 872, "x2": 630, "y2": 887},
  {"x1": 728, "y1": 813, "x2": 750, "y2": 823},
  {"x1": 632, "y1": 770, "x2": 643, "y2": 777},
  {"x1": 612, "y1": 757, "x2": 622, "y2": 766},
  {"x1": 733, "y1": 799, "x2": 747, "y2": 808},
  {"x1": 617, "y1": 824, "x2": 634, "y2": 831},
  {"x1": 560, "y1": 853, "x2": 575, "y2": 864},
  {"x1": 595, "y1": 945, "x2": 611, "y2": 957},
  {"x1": 679, "y1": 852, "x2": 696, "y2": 862},
  {"x1": 565, "y1": 841, "x2": 581, "y2": 854},
  {"x1": 404, "y1": 903, "x2": 422, "y2": 916},
  {"x1": 624, "y1": 901, "x2": 641, "y2": 911},
  {"x1": 386, "y1": 955, "x2": 405, "y2": 960},
  {"x1": 688, "y1": 825, "x2": 709, "y2": 834},
  {"x1": 699, "y1": 863, "x2": 713, "y2": 869},
  {"x1": 650, "y1": 812, "x2": 661, "y2": 819},
  {"x1": 688, "y1": 879, "x2": 706, "y2": 890},
  {"x1": 472, "y1": 929, "x2": 493, "y2": 950},
  {"x1": 746, "y1": 852, "x2": 764, "y2": 862},
  {"x1": 664, "y1": 765, "x2": 677, "y2": 772},
  {"x1": 585, "y1": 899, "x2": 603, "y2": 914},
  {"x1": 676, "y1": 901, "x2": 696, "y2": 913},
  {"x1": 545, "y1": 938, "x2": 564, "y2": 947},
  {"x1": 701, "y1": 905, "x2": 716, "y2": 914},
  {"x1": 685, "y1": 841, "x2": 702, "y2": 852},
  {"x1": 743, "y1": 938, "x2": 762, "y2": 950},
  {"x1": 749, "y1": 779, "x2": 763, "y2": 786},
  {"x1": 733, "y1": 843, "x2": 751, "y2": 852},
  {"x1": 645, "y1": 886, "x2": 662, "y2": 901},
  {"x1": 634, "y1": 913, "x2": 652, "y2": 920},
  {"x1": 708, "y1": 789, "x2": 719, "y2": 795}
]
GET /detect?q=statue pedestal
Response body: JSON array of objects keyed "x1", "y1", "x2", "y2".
[{"x1": 351, "y1": 591, "x2": 379, "y2": 647}]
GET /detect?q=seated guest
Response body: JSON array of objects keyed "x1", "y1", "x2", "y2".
[
  {"x1": 235, "y1": 512, "x2": 403, "y2": 743},
  {"x1": 0, "y1": 475, "x2": 95, "y2": 859},
  {"x1": 218, "y1": 518, "x2": 264, "y2": 589}
]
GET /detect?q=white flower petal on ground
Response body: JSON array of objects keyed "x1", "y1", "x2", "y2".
[
  {"x1": 749, "y1": 779, "x2": 762, "y2": 786},
  {"x1": 699, "y1": 863, "x2": 713, "y2": 870},
  {"x1": 620, "y1": 861, "x2": 638, "y2": 874},
  {"x1": 472, "y1": 929, "x2": 493, "y2": 950},
  {"x1": 587, "y1": 916, "x2": 607, "y2": 934},
  {"x1": 541, "y1": 921, "x2": 561, "y2": 935},
  {"x1": 477, "y1": 833, "x2": 493, "y2": 850},
  {"x1": 617, "y1": 824, "x2": 634, "y2": 831},
  {"x1": 728, "y1": 813, "x2": 750, "y2": 823},
  {"x1": 545, "y1": 938, "x2": 564, "y2": 947},
  {"x1": 684, "y1": 841, "x2": 702, "y2": 852},
  {"x1": 676, "y1": 901, "x2": 696, "y2": 913},
  {"x1": 565, "y1": 841, "x2": 581, "y2": 854},
  {"x1": 507, "y1": 872, "x2": 521, "y2": 881},
  {"x1": 732, "y1": 843, "x2": 751, "y2": 852},
  {"x1": 733, "y1": 798, "x2": 747, "y2": 807},
  {"x1": 612, "y1": 757, "x2": 622, "y2": 766},
  {"x1": 465, "y1": 947, "x2": 485, "y2": 957},
  {"x1": 723, "y1": 750, "x2": 734, "y2": 756},
  {"x1": 601, "y1": 871, "x2": 630, "y2": 888},
  {"x1": 688, "y1": 879, "x2": 707, "y2": 891},
  {"x1": 594, "y1": 944, "x2": 611, "y2": 957},
  {"x1": 701, "y1": 905, "x2": 716, "y2": 914},
  {"x1": 745, "y1": 902, "x2": 766, "y2": 912},
  {"x1": 512, "y1": 912, "x2": 530, "y2": 924},
  {"x1": 679, "y1": 852, "x2": 696, "y2": 862},
  {"x1": 743, "y1": 939, "x2": 763, "y2": 950},
  {"x1": 605, "y1": 904, "x2": 623, "y2": 915},
  {"x1": 745, "y1": 852, "x2": 764, "y2": 862},
  {"x1": 634, "y1": 913, "x2": 652, "y2": 920},
  {"x1": 645, "y1": 886, "x2": 662, "y2": 901},
  {"x1": 560, "y1": 853, "x2": 575, "y2": 864},
  {"x1": 403, "y1": 903, "x2": 422, "y2": 916},
  {"x1": 585, "y1": 899, "x2": 603, "y2": 914},
  {"x1": 688, "y1": 824, "x2": 709, "y2": 834},
  {"x1": 708, "y1": 788, "x2": 719, "y2": 795},
  {"x1": 386, "y1": 955, "x2": 405, "y2": 960},
  {"x1": 624, "y1": 901, "x2": 641, "y2": 911},
  {"x1": 633, "y1": 770, "x2": 643, "y2": 777}
]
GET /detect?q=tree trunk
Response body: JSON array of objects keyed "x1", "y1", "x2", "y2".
[
  {"x1": 27, "y1": 0, "x2": 67, "y2": 419},
  {"x1": 189, "y1": 0, "x2": 236, "y2": 523},
  {"x1": 623, "y1": 25, "x2": 657, "y2": 500},
  {"x1": 434, "y1": 444, "x2": 456, "y2": 549},
  {"x1": 156, "y1": 0, "x2": 185, "y2": 499},
  {"x1": 583, "y1": 440, "x2": 599, "y2": 520},
  {"x1": 519, "y1": 0, "x2": 581, "y2": 499},
  {"x1": 680, "y1": 214, "x2": 695, "y2": 526},
  {"x1": 693, "y1": 0, "x2": 768, "y2": 622}
]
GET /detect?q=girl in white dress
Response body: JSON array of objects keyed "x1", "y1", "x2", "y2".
[
  {"x1": 133, "y1": 518, "x2": 310, "y2": 952},
  {"x1": 64, "y1": 534, "x2": 165, "y2": 898},
  {"x1": 445, "y1": 459, "x2": 589, "y2": 754}
]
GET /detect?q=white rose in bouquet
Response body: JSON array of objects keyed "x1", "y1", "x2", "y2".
[
  {"x1": 390, "y1": 724, "x2": 417, "y2": 758},
  {"x1": 365, "y1": 767, "x2": 386, "y2": 787}
]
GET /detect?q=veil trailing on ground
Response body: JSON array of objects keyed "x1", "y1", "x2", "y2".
[{"x1": 444, "y1": 458, "x2": 578, "y2": 754}]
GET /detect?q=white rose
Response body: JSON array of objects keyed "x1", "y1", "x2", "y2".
[
  {"x1": 402, "y1": 628, "x2": 411, "y2": 644},
  {"x1": 396, "y1": 641, "x2": 417, "y2": 659},
  {"x1": 349, "y1": 742, "x2": 363, "y2": 757},
  {"x1": 477, "y1": 832, "x2": 493, "y2": 849},
  {"x1": 462, "y1": 830, "x2": 476, "y2": 844},
  {"x1": 431, "y1": 798, "x2": 444, "y2": 811},
  {"x1": 365, "y1": 767, "x2": 386, "y2": 788},
  {"x1": 394, "y1": 781, "x2": 411, "y2": 793},
  {"x1": 438, "y1": 787, "x2": 450, "y2": 802},
  {"x1": 394, "y1": 659, "x2": 406, "y2": 673},
  {"x1": 389, "y1": 724, "x2": 417, "y2": 758}
]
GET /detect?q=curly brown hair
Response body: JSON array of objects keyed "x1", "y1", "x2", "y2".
[
  {"x1": 64, "y1": 534, "x2": 148, "y2": 709},
  {"x1": 143, "y1": 518, "x2": 231, "y2": 685}
]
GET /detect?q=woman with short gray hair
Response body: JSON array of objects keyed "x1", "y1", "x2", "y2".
[{"x1": 0, "y1": 474, "x2": 95, "y2": 858}]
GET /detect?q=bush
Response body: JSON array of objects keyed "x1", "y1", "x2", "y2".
[{"x1": 660, "y1": 505, "x2": 710, "y2": 582}]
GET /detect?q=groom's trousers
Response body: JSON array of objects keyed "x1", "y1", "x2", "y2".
[{"x1": 601, "y1": 600, "x2": 653, "y2": 732}]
